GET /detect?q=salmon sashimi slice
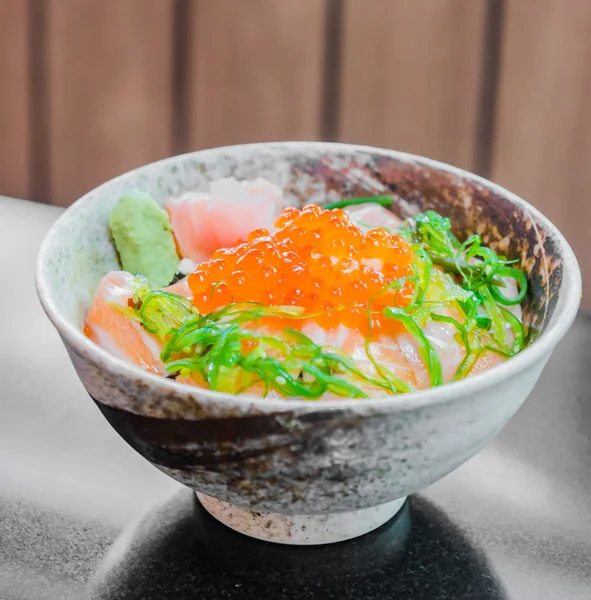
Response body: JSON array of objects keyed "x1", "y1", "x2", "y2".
[
  {"x1": 164, "y1": 277, "x2": 193, "y2": 300},
  {"x1": 165, "y1": 177, "x2": 283, "y2": 264},
  {"x1": 84, "y1": 271, "x2": 165, "y2": 375},
  {"x1": 301, "y1": 322, "x2": 418, "y2": 392},
  {"x1": 301, "y1": 317, "x2": 498, "y2": 394},
  {"x1": 301, "y1": 316, "x2": 465, "y2": 393},
  {"x1": 345, "y1": 203, "x2": 403, "y2": 232}
]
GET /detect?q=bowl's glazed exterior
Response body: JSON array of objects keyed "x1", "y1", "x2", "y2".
[{"x1": 36, "y1": 143, "x2": 581, "y2": 544}]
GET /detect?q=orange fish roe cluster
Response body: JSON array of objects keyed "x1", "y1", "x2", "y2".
[{"x1": 188, "y1": 204, "x2": 415, "y2": 335}]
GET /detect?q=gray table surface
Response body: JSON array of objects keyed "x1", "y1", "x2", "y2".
[{"x1": 1, "y1": 196, "x2": 590, "y2": 599}]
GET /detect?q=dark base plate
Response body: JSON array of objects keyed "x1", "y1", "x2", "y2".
[{"x1": 89, "y1": 489, "x2": 506, "y2": 600}]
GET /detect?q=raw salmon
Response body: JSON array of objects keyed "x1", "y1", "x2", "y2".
[
  {"x1": 165, "y1": 177, "x2": 283, "y2": 263},
  {"x1": 84, "y1": 271, "x2": 164, "y2": 374},
  {"x1": 345, "y1": 203, "x2": 403, "y2": 232}
]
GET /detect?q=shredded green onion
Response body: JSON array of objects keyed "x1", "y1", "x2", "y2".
[
  {"x1": 398, "y1": 209, "x2": 528, "y2": 362},
  {"x1": 489, "y1": 266, "x2": 528, "y2": 306},
  {"x1": 385, "y1": 307, "x2": 443, "y2": 387},
  {"x1": 323, "y1": 195, "x2": 393, "y2": 210},
  {"x1": 139, "y1": 290, "x2": 195, "y2": 336},
  {"x1": 131, "y1": 292, "x2": 395, "y2": 398}
]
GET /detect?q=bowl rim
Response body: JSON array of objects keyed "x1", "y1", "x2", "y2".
[{"x1": 35, "y1": 141, "x2": 582, "y2": 414}]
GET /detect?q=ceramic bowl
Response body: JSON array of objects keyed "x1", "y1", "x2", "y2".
[{"x1": 36, "y1": 142, "x2": 581, "y2": 545}]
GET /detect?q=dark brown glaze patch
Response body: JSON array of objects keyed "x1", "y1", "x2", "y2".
[
  {"x1": 286, "y1": 153, "x2": 563, "y2": 342},
  {"x1": 93, "y1": 396, "x2": 395, "y2": 509},
  {"x1": 95, "y1": 398, "x2": 363, "y2": 469}
]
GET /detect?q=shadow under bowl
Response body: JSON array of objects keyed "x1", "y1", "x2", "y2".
[
  {"x1": 89, "y1": 489, "x2": 509, "y2": 599},
  {"x1": 36, "y1": 142, "x2": 581, "y2": 544}
]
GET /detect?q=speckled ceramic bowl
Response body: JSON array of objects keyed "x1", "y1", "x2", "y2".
[{"x1": 36, "y1": 143, "x2": 581, "y2": 545}]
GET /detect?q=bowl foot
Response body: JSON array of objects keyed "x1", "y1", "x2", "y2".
[{"x1": 196, "y1": 492, "x2": 407, "y2": 545}]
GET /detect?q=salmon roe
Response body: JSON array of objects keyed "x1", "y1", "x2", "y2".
[{"x1": 188, "y1": 204, "x2": 415, "y2": 336}]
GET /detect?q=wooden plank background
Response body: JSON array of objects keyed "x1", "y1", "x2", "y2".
[
  {"x1": 0, "y1": 0, "x2": 30, "y2": 199},
  {"x1": 0, "y1": 0, "x2": 588, "y2": 305},
  {"x1": 186, "y1": 0, "x2": 327, "y2": 149},
  {"x1": 338, "y1": 0, "x2": 487, "y2": 171},
  {"x1": 492, "y1": 0, "x2": 591, "y2": 302},
  {"x1": 46, "y1": 0, "x2": 174, "y2": 206}
]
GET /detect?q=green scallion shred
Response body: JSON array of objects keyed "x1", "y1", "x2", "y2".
[
  {"x1": 139, "y1": 290, "x2": 195, "y2": 336},
  {"x1": 385, "y1": 307, "x2": 443, "y2": 387},
  {"x1": 323, "y1": 195, "x2": 393, "y2": 210},
  {"x1": 489, "y1": 266, "x2": 528, "y2": 306},
  {"x1": 500, "y1": 306, "x2": 526, "y2": 355}
]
